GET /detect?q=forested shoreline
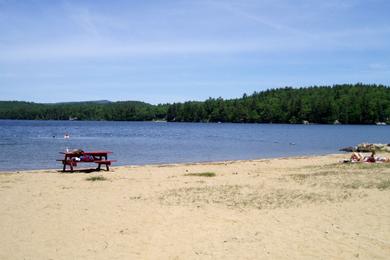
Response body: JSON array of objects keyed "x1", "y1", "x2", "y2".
[{"x1": 1, "y1": 84, "x2": 390, "y2": 124}]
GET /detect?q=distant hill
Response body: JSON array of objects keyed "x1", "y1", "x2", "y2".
[
  {"x1": 51, "y1": 100, "x2": 113, "y2": 105},
  {"x1": 1, "y1": 84, "x2": 390, "y2": 124},
  {"x1": 0, "y1": 100, "x2": 165, "y2": 121}
]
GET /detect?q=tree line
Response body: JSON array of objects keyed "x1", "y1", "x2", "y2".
[{"x1": 1, "y1": 84, "x2": 390, "y2": 124}]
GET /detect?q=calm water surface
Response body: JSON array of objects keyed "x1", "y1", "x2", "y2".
[{"x1": 0, "y1": 120, "x2": 389, "y2": 171}]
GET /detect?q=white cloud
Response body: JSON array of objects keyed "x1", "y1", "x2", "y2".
[
  {"x1": 67, "y1": 6, "x2": 100, "y2": 37},
  {"x1": 368, "y1": 63, "x2": 387, "y2": 70},
  {"x1": 0, "y1": 38, "x2": 296, "y2": 61},
  {"x1": 0, "y1": 0, "x2": 388, "y2": 62}
]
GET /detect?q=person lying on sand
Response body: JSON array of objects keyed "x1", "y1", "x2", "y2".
[
  {"x1": 374, "y1": 155, "x2": 390, "y2": 162},
  {"x1": 350, "y1": 152, "x2": 363, "y2": 162},
  {"x1": 343, "y1": 151, "x2": 389, "y2": 163},
  {"x1": 363, "y1": 151, "x2": 376, "y2": 163}
]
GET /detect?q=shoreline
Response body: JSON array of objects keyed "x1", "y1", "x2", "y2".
[
  {"x1": 1, "y1": 116, "x2": 389, "y2": 126},
  {"x1": 1, "y1": 153, "x2": 389, "y2": 259},
  {"x1": 0, "y1": 152, "x2": 347, "y2": 174}
]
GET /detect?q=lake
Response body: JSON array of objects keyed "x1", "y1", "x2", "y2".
[{"x1": 0, "y1": 120, "x2": 389, "y2": 171}]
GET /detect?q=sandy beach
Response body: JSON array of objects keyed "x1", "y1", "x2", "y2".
[{"x1": 1, "y1": 153, "x2": 389, "y2": 259}]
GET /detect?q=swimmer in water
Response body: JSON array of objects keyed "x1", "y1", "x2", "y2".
[{"x1": 64, "y1": 133, "x2": 70, "y2": 139}]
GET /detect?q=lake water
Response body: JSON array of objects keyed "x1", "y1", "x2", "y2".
[{"x1": 0, "y1": 120, "x2": 389, "y2": 171}]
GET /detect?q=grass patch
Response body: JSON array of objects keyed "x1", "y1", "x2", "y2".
[
  {"x1": 160, "y1": 185, "x2": 351, "y2": 209},
  {"x1": 338, "y1": 162, "x2": 390, "y2": 170},
  {"x1": 290, "y1": 168, "x2": 390, "y2": 191},
  {"x1": 343, "y1": 181, "x2": 375, "y2": 189},
  {"x1": 343, "y1": 179, "x2": 390, "y2": 190},
  {"x1": 289, "y1": 171, "x2": 341, "y2": 182},
  {"x1": 86, "y1": 175, "x2": 107, "y2": 182},
  {"x1": 184, "y1": 172, "x2": 216, "y2": 177},
  {"x1": 377, "y1": 179, "x2": 390, "y2": 190}
]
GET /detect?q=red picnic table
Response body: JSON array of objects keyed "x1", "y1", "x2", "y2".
[{"x1": 58, "y1": 151, "x2": 116, "y2": 172}]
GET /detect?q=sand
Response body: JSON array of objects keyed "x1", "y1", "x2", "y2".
[{"x1": 0, "y1": 154, "x2": 389, "y2": 259}]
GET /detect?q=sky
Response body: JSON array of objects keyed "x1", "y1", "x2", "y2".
[{"x1": 0, "y1": 0, "x2": 390, "y2": 104}]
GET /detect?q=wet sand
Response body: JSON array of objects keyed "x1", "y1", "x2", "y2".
[{"x1": 0, "y1": 154, "x2": 389, "y2": 259}]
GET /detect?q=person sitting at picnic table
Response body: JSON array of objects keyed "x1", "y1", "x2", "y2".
[{"x1": 68, "y1": 149, "x2": 84, "y2": 162}]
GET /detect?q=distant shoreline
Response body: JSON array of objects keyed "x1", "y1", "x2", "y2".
[
  {"x1": 0, "y1": 118, "x2": 388, "y2": 126},
  {"x1": 0, "y1": 153, "x2": 346, "y2": 173}
]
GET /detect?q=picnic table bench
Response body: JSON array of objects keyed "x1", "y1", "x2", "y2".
[{"x1": 58, "y1": 151, "x2": 116, "y2": 172}]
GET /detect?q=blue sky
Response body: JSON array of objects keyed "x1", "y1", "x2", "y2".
[{"x1": 1, "y1": 0, "x2": 390, "y2": 104}]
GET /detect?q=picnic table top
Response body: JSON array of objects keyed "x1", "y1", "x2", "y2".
[{"x1": 60, "y1": 151, "x2": 113, "y2": 156}]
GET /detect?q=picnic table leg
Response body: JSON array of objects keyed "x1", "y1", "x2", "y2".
[
  {"x1": 104, "y1": 154, "x2": 109, "y2": 171},
  {"x1": 62, "y1": 155, "x2": 68, "y2": 172}
]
